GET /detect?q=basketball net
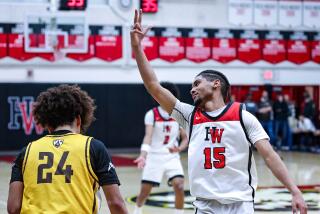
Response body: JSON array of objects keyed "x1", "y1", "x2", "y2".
[
  {"x1": 53, "y1": 45, "x2": 66, "y2": 61},
  {"x1": 49, "y1": 34, "x2": 66, "y2": 61}
]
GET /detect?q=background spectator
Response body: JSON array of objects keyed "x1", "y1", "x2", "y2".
[
  {"x1": 302, "y1": 92, "x2": 316, "y2": 122},
  {"x1": 273, "y1": 94, "x2": 290, "y2": 150},
  {"x1": 257, "y1": 90, "x2": 275, "y2": 146},
  {"x1": 244, "y1": 93, "x2": 258, "y2": 116}
]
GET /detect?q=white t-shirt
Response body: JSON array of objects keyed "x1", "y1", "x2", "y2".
[
  {"x1": 145, "y1": 106, "x2": 170, "y2": 125},
  {"x1": 171, "y1": 100, "x2": 269, "y2": 203},
  {"x1": 145, "y1": 106, "x2": 181, "y2": 154},
  {"x1": 171, "y1": 100, "x2": 269, "y2": 144}
]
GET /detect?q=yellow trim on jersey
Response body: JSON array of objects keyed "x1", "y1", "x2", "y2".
[
  {"x1": 22, "y1": 142, "x2": 32, "y2": 174},
  {"x1": 85, "y1": 136, "x2": 99, "y2": 182}
]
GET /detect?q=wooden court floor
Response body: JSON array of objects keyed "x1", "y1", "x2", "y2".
[{"x1": 0, "y1": 151, "x2": 319, "y2": 214}]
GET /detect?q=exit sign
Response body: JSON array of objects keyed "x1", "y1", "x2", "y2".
[{"x1": 141, "y1": 0, "x2": 158, "y2": 13}]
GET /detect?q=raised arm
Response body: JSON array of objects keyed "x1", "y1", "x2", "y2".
[
  {"x1": 131, "y1": 9, "x2": 177, "y2": 114},
  {"x1": 255, "y1": 140, "x2": 307, "y2": 214}
]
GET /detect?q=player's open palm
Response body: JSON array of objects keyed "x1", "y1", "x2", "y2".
[
  {"x1": 134, "y1": 156, "x2": 146, "y2": 169},
  {"x1": 292, "y1": 192, "x2": 308, "y2": 214},
  {"x1": 130, "y1": 9, "x2": 150, "y2": 48}
]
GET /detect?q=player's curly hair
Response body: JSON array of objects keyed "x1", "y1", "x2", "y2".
[{"x1": 32, "y1": 84, "x2": 96, "y2": 133}]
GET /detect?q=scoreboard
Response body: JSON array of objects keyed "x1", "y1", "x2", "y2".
[{"x1": 59, "y1": 0, "x2": 87, "y2": 11}]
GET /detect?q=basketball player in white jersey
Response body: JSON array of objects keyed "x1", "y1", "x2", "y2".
[
  {"x1": 130, "y1": 9, "x2": 307, "y2": 214},
  {"x1": 133, "y1": 82, "x2": 188, "y2": 214}
]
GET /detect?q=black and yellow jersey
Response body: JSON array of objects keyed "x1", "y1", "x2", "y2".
[{"x1": 10, "y1": 130, "x2": 119, "y2": 214}]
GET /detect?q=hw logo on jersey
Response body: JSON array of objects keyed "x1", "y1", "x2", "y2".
[
  {"x1": 7, "y1": 96, "x2": 44, "y2": 135},
  {"x1": 204, "y1": 127, "x2": 224, "y2": 143},
  {"x1": 163, "y1": 125, "x2": 172, "y2": 133}
]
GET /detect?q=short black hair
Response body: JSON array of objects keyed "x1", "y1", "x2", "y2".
[
  {"x1": 160, "y1": 82, "x2": 180, "y2": 99},
  {"x1": 196, "y1": 70, "x2": 230, "y2": 102},
  {"x1": 32, "y1": 84, "x2": 96, "y2": 133}
]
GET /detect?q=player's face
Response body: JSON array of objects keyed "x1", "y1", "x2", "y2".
[{"x1": 190, "y1": 76, "x2": 214, "y2": 106}]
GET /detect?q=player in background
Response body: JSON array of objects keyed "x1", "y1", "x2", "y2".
[
  {"x1": 133, "y1": 82, "x2": 188, "y2": 214},
  {"x1": 131, "y1": 9, "x2": 307, "y2": 214},
  {"x1": 7, "y1": 85, "x2": 128, "y2": 214}
]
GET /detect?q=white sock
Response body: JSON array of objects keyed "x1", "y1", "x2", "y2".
[
  {"x1": 133, "y1": 205, "x2": 142, "y2": 214},
  {"x1": 174, "y1": 209, "x2": 184, "y2": 214}
]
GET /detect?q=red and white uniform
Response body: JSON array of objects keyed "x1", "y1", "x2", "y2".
[
  {"x1": 142, "y1": 106, "x2": 184, "y2": 186},
  {"x1": 172, "y1": 101, "x2": 269, "y2": 212},
  {"x1": 146, "y1": 107, "x2": 180, "y2": 154}
]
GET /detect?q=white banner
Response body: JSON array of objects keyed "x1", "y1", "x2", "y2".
[
  {"x1": 278, "y1": 0, "x2": 302, "y2": 27},
  {"x1": 303, "y1": 0, "x2": 320, "y2": 28},
  {"x1": 228, "y1": 0, "x2": 253, "y2": 25},
  {"x1": 254, "y1": 0, "x2": 278, "y2": 26}
]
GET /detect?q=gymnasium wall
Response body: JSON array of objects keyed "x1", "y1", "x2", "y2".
[{"x1": 0, "y1": 83, "x2": 193, "y2": 151}]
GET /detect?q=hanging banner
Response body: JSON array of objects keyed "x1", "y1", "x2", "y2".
[
  {"x1": 8, "y1": 24, "x2": 37, "y2": 61},
  {"x1": 228, "y1": 0, "x2": 253, "y2": 26},
  {"x1": 262, "y1": 31, "x2": 286, "y2": 64},
  {"x1": 186, "y1": 28, "x2": 211, "y2": 63},
  {"x1": 212, "y1": 30, "x2": 237, "y2": 63},
  {"x1": 67, "y1": 35, "x2": 95, "y2": 61},
  {"x1": 0, "y1": 25, "x2": 7, "y2": 59},
  {"x1": 311, "y1": 33, "x2": 320, "y2": 63},
  {"x1": 237, "y1": 30, "x2": 261, "y2": 64},
  {"x1": 132, "y1": 29, "x2": 158, "y2": 61},
  {"x1": 95, "y1": 26, "x2": 122, "y2": 62},
  {"x1": 303, "y1": 0, "x2": 320, "y2": 28},
  {"x1": 287, "y1": 32, "x2": 310, "y2": 64},
  {"x1": 67, "y1": 26, "x2": 95, "y2": 61},
  {"x1": 254, "y1": 0, "x2": 278, "y2": 26},
  {"x1": 159, "y1": 28, "x2": 185, "y2": 62},
  {"x1": 278, "y1": 0, "x2": 303, "y2": 27}
]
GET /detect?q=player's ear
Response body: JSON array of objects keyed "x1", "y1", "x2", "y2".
[
  {"x1": 76, "y1": 115, "x2": 81, "y2": 128},
  {"x1": 212, "y1": 79, "x2": 220, "y2": 89}
]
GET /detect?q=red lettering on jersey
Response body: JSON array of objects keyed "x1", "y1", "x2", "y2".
[
  {"x1": 210, "y1": 128, "x2": 224, "y2": 143},
  {"x1": 213, "y1": 147, "x2": 226, "y2": 168},
  {"x1": 205, "y1": 127, "x2": 224, "y2": 143},
  {"x1": 163, "y1": 135, "x2": 170, "y2": 145},
  {"x1": 163, "y1": 125, "x2": 171, "y2": 133},
  {"x1": 203, "y1": 147, "x2": 226, "y2": 169}
]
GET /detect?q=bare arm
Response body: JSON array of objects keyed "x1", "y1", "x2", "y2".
[
  {"x1": 131, "y1": 9, "x2": 177, "y2": 114},
  {"x1": 7, "y1": 181, "x2": 23, "y2": 214},
  {"x1": 169, "y1": 128, "x2": 188, "y2": 153},
  {"x1": 255, "y1": 140, "x2": 307, "y2": 214},
  {"x1": 134, "y1": 125, "x2": 153, "y2": 169},
  {"x1": 102, "y1": 184, "x2": 128, "y2": 214},
  {"x1": 178, "y1": 128, "x2": 188, "y2": 152}
]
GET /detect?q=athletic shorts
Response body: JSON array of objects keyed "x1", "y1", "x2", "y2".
[
  {"x1": 193, "y1": 199, "x2": 254, "y2": 214},
  {"x1": 142, "y1": 153, "x2": 184, "y2": 187}
]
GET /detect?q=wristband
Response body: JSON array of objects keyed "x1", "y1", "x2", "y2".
[{"x1": 141, "y1": 144, "x2": 151, "y2": 153}]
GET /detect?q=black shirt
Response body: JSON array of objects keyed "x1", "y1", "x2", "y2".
[
  {"x1": 258, "y1": 100, "x2": 272, "y2": 121},
  {"x1": 10, "y1": 130, "x2": 120, "y2": 186},
  {"x1": 273, "y1": 101, "x2": 289, "y2": 120}
]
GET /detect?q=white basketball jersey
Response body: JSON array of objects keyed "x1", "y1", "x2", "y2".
[
  {"x1": 149, "y1": 107, "x2": 180, "y2": 154},
  {"x1": 188, "y1": 102, "x2": 257, "y2": 204}
]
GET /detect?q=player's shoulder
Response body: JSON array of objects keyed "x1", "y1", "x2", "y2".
[
  {"x1": 240, "y1": 109, "x2": 261, "y2": 128},
  {"x1": 146, "y1": 108, "x2": 154, "y2": 114},
  {"x1": 90, "y1": 138, "x2": 107, "y2": 150}
]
